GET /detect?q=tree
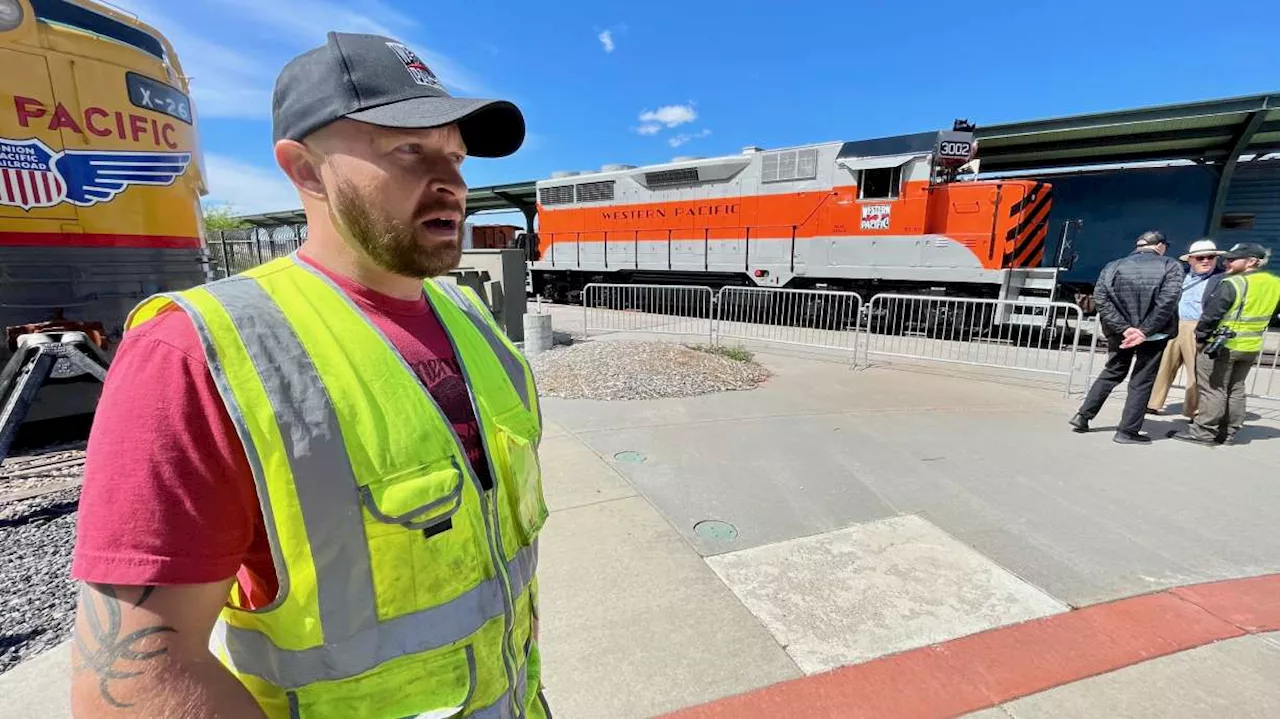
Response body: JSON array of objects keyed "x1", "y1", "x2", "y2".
[{"x1": 203, "y1": 204, "x2": 247, "y2": 233}]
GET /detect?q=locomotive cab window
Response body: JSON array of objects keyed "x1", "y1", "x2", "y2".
[
  {"x1": 858, "y1": 166, "x2": 901, "y2": 200},
  {"x1": 31, "y1": 0, "x2": 166, "y2": 60}
]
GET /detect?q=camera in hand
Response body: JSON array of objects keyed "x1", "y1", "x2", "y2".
[{"x1": 1204, "y1": 326, "x2": 1235, "y2": 358}]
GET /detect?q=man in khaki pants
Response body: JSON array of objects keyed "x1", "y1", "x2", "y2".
[{"x1": 1147, "y1": 239, "x2": 1224, "y2": 417}]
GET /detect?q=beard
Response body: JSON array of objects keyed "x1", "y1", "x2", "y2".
[{"x1": 329, "y1": 174, "x2": 462, "y2": 279}]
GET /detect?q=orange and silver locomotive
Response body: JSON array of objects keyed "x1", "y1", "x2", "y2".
[
  {"x1": 530, "y1": 125, "x2": 1060, "y2": 305},
  {"x1": 1, "y1": 0, "x2": 207, "y2": 446}
]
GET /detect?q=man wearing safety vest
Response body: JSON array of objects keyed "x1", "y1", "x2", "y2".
[
  {"x1": 1170, "y1": 242, "x2": 1280, "y2": 446},
  {"x1": 70, "y1": 33, "x2": 550, "y2": 718}
]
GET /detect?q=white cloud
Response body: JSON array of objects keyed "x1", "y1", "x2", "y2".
[
  {"x1": 598, "y1": 30, "x2": 615, "y2": 53},
  {"x1": 668, "y1": 128, "x2": 711, "y2": 148},
  {"x1": 203, "y1": 154, "x2": 300, "y2": 215},
  {"x1": 209, "y1": 0, "x2": 488, "y2": 94},
  {"x1": 106, "y1": 0, "x2": 272, "y2": 119},
  {"x1": 636, "y1": 124, "x2": 662, "y2": 136},
  {"x1": 638, "y1": 104, "x2": 697, "y2": 129}
]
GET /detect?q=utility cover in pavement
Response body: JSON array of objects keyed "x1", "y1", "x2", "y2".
[
  {"x1": 694, "y1": 520, "x2": 738, "y2": 541},
  {"x1": 613, "y1": 451, "x2": 647, "y2": 463},
  {"x1": 704, "y1": 514, "x2": 1068, "y2": 675}
]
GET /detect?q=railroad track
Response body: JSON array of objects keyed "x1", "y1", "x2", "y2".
[
  {"x1": 1, "y1": 454, "x2": 86, "y2": 479},
  {"x1": 0, "y1": 443, "x2": 87, "y2": 506}
]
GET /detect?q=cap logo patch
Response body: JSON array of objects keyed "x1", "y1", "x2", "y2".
[{"x1": 386, "y1": 42, "x2": 443, "y2": 89}]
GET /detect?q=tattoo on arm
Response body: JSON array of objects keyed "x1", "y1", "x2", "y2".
[{"x1": 73, "y1": 584, "x2": 176, "y2": 709}]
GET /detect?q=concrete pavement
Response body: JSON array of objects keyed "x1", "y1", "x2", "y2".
[{"x1": 534, "y1": 336, "x2": 1280, "y2": 717}]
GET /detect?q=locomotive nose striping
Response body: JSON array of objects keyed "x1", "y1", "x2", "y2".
[
  {"x1": 1010, "y1": 189, "x2": 1053, "y2": 267},
  {"x1": 1006, "y1": 181, "x2": 1047, "y2": 218}
]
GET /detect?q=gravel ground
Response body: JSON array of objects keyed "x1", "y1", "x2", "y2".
[
  {"x1": 529, "y1": 340, "x2": 769, "y2": 400},
  {"x1": 1, "y1": 444, "x2": 85, "y2": 676}
]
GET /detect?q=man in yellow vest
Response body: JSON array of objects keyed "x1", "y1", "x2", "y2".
[
  {"x1": 1170, "y1": 242, "x2": 1280, "y2": 446},
  {"x1": 70, "y1": 33, "x2": 550, "y2": 718}
]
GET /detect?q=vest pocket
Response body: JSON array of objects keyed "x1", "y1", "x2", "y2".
[
  {"x1": 360, "y1": 458, "x2": 490, "y2": 620},
  {"x1": 286, "y1": 643, "x2": 477, "y2": 719},
  {"x1": 493, "y1": 412, "x2": 549, "y2": 545},
  {"x1": 359, "y1": 458, "x2": 464, "y2": 530}
]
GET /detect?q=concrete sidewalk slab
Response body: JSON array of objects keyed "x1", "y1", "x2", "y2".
[
  {"x1": 537, "y1": 431, "x2": 637, "y2": 512},
  {"x1": 991, "y1": 633, "x2": 1280, "y2": 718},
  {"x1": 2, "y1": 641, "x2": 70, "y2": 718},
  {"x1": 536, "y1": 493, "x2": 801, "y2": 719},
  {"x1": 705, "y1": 515, "x2": 1068, "y2": 674}
]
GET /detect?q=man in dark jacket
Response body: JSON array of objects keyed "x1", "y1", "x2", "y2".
[{"x1": 1071, "y1": 230, "x2": 1185, "y2": 443}]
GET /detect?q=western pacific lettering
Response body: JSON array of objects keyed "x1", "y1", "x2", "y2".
[{"x1": 601, "y1": 203, "x2": 740, "y2": 222}]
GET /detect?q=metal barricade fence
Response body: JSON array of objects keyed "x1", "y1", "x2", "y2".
[
  {"x1": 858, "y1": 294, "x2": 1089, "y2": 395},
  {"x1": 716, "y1": 287, "x2": 863, "y2": 352},
  {"x1": 1248, "y1": 333, "x2": 1279, "y2": 400},
  {"x1": 581, "y1": 284, "x2": 714, "y2": 340},
  {"x1": 1080, "y1": 323, "x2": 1279, "y2": 403}
]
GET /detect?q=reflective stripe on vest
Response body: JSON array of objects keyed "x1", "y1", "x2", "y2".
[
  {"x1": 1222, "y1": 272, "x2": 1280, "y2": 353},
  {"x1": 434, "y1": 280, "x2": 535, "y2": 416}
]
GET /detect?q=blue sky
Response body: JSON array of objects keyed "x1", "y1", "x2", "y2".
[{"x1": 113, "y1": 0, "x2": 1279, "y2": 226}]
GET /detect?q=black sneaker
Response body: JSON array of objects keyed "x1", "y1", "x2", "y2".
[
  {"x1": 1068, "y1": 414, "x2": 1090, "y2": 433},
  {"x1": 1113, "y1": 431, "x2": 1152, "y2": 445}
]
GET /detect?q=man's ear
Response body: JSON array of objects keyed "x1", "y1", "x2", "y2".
[{"x1": 275, "y1": 140, "x2": 327, "y2": 200}]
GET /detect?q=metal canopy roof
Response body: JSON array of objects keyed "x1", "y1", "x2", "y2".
[
  {"x1": 974, "y1": 92, "x2": 1280, "y2": 172},
  {"x1": 237, "y1": 209, "x2": 306, "y2": 228},
  {"x1": 466, "y1": 181, "x2": 537, "y2": 214}
]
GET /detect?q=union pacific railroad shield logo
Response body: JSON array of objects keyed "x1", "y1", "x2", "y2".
[
  {"x1": 0, "y1": 138, "x2": 64, "y2": 210},
  {"x1": 0, "y1": 136, "x2": 191, "y2": 211}
]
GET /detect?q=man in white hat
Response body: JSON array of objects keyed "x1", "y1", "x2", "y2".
[{"x1": 1146, "y1": 238, "x2": 1225, "y2": 417}]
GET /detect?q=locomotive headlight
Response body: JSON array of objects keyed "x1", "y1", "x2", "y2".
[{"x1": 0, "y1": 0, "x2": 23, "y2": 31}]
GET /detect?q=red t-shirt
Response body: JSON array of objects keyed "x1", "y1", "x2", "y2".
[{"x1": 71, "y1": 254, "x2": 491, "y2": 608}]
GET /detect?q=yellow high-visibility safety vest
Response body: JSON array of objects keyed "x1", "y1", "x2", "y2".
[
  {"x1": 126, "y1": 255, "x2": 549, "y2": 719},
  {"x1": 1221, "y1": 271, "x2": 1280, "y2": 354}
]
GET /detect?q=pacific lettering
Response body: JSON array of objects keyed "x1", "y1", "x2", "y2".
[
  {"x1": 84, "y1": 108, "x2": 112, "y2": 137},
  {"x1": 674, "y1": 203, "x2": 739, "y2": 217},
  {"x1": 129, "y1": 114, "x2": 147, "y2": 142},
  {"x1": 48, "y1": 104, "x2": 84, "y2": 134},
  {"x1": 12, "y1": 97, "x2": 179, "y2": 148},
  {"x1": 14, "y1": 97, "x2": 47, "y2": 127}
]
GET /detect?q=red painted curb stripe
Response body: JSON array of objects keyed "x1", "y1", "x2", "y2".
[
  {"x1": 1171, "y1": 573, "x2": 1280, "y2": 633},
  {"x1": 0, "y1": 231, "x2": 201, "y2": 250},
  {"x1": 662, "y1": 573, "x2": 1280, "y2": 719}
]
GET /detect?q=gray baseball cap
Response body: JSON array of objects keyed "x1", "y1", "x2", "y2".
[{"x1": 272, "y1": 32, "x2": 524, "y2": 157}]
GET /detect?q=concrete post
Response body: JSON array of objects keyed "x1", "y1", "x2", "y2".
[{"x1": 523, "y1": 312, "x2": 553, "y2": 356}]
